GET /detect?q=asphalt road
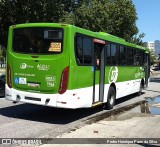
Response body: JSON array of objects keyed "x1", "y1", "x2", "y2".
[{"x1": 0, "y1": 75, "x2": 160, "y2": 140}]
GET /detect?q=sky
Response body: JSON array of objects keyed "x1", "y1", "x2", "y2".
[{"x1": 132, "y1": 0, "x2": 160, "y2": 42}]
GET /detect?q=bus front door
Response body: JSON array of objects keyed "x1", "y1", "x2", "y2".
[{"x1": 92, "y1": 39, "x2": 105, "y2": 106}]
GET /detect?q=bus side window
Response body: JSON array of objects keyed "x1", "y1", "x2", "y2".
[
  {"x1": 119, "y1": 46, "x2": 126, "y2": 65},
  {"x1": 127, "y1": 48, "x2": 133, "y2": 65},
  {"x1": 111, "y1": 44, "x2": 117, "y2": 65},
  {"x1": 140, "y1": 51, "x2": 145, "y2": 65},
  {"x1": 134, "y1": 49, "x2": 143, "y2": 66},
  {"x1": 136, "y1": 50, "x2": 140, "y2": 66},
  {"x1": 75, "y1": 35, "x2": 92, "y2": 65},
  {"x1": 83, "y1": 37, "x2": 92, "y2": 64},
  {"x1": 76, "y1": 36, "x2": 83, "y2": 64}
]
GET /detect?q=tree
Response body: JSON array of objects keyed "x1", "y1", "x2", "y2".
[
  {"x1": 108, "y1": 0, "x2": 138, "y2": 41},
  {"x1": 0, "y1": 0, "x2": 140, "y2": 48},
  {"x1": 0, "y1": 47, "x2": 6, "y2": 63},
  {"x1": 73, "y1": 0, "x2": 110, "y2": 32},
  {"x1": 63, "y1": 0, "x2": 138, "y2": 42},
  {"x1": 131, "y1": 33, "x2": 145, "y2": 46},
  {"x1": 0, "y1": 0, "x2": 69, "y2": 47},
  {"x1": 0, "y1": 48, "x2": 3, "y2": 61}
]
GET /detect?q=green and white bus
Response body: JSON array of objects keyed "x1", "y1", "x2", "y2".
[{"x1": 5, "y1": 23, "x2": 150, "y2": 109}]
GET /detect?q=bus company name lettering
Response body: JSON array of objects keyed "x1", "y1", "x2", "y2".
[
  {"x1": 37, "y1": 64, "x2": 50, "y2": 71},
  {"x1": 135, "y1": 72, "x2": 143, "y2": 78},
  {"x1": 20, "y1": 63, "x2": 34, "y2": 69},
  {"x1": 15, "y1": 73, "x2": 35, "y2": 77}
]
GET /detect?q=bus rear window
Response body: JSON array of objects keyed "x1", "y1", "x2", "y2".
[{"x1": 12, "y1": 27, "x2": 63, "y2": 54}]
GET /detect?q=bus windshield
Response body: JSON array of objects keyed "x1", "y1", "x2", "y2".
[{"x1": 12, "y1": 27, "x2": 63, "y2": 54}]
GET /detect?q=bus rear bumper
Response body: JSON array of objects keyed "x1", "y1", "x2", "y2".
[
  {"x1": 5, "y1": 84, "x2": 92, "y2": 109},
  {"x1": 5, "y1": 84, "x2": 58, "y2": 107}
]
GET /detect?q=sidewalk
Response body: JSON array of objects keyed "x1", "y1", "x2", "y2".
[{"x1": 40, "y1": 72, "x2": 160, "y2": 147}]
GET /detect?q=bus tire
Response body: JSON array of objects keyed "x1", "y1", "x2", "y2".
[
  {"x1": 105, "y1": 86, "x2": 116, "y2": 110},
  {"x1": 137, "y1": 82, "x2": 143, "y2": 96}
]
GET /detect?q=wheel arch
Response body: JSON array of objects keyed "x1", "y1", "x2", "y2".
[{"x1": 110, "y1": 82, "x2": 116, "y2": 96}]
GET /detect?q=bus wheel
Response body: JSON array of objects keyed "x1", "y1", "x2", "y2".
[
  {"x1": 138, "y1": 82, "x2": 143, "y2": 96},
  {"x1": 104, "y1": 86, "x2": 116, "y2": 110}
]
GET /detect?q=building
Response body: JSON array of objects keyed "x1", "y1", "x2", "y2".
[
  {"x1": 154, "y1": 40, "x2": 160, "y2": 57},
  {"x1": 145, "y1": 41, "x2": 160, "y2": 58},
  {"x1": 145, "y1": 42, "x2": 155, "y2": 53}
]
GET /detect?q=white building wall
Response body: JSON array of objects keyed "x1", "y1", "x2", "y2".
[{"x1": 146, "y1": 42, "x2": 155, "y2": 52}]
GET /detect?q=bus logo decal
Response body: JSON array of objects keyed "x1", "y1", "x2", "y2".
[
  {"x1": 108, "y1": 66, "x2": 118, "y2": 83},
  {"x1": 20, "y1": 63, "x2": 27, "y2": 69},
  {"x1": 20, "y1": 63, "x2": 34, "y2": 69}
]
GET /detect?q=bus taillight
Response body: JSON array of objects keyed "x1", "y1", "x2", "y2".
[
  {"x1": 7, "y1": 64, "x2": 12, "y2": 88},
  {"x1": 59, "y1": 67, "x2": 69, "y2": 94}
]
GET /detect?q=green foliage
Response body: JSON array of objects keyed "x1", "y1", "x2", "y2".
[
  {"x1": 0, "y1": 0, "x2": 69, "y2": 47},
  {"x1": 67, "y1": 0, "x2": 138, "y2": 42},
  {"x1": 131, "y1": 33, "x2": 145, "y2": 46},
  {"x1": 0, "y1": 47, "x2": 6, "y2": 61},
  {"x1": 150, "y1": 51, "x2": 157, "y2": 65},
  {"x1": 0, "y1": 49, "x2": 3, "y2": 60},
  {"x1": 73, "y1": 0, "x2": 110, "y2": 32},
  {"x1": 108, "y1": 0, "x2": 138, "y2": 41}
]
